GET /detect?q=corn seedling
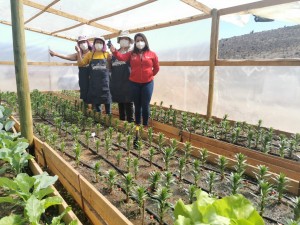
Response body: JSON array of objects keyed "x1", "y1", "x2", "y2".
[
  {"x1": 259, "y1": 181, "x2": 273, "y2": 216},
  {"x1": 184, "y1": 141, "x2": 192, "y2": 161},
  {"x1": 132, "y1": 186, "x2": 148, "y2": 225},
  {"x1": 149, "y1": 147, "x2": 155, "y2": 167},
  {"x1": 126, "y1": 157, "x2": 132, "y2": 173},
  {"x1": 95, "y1": 123, "x2": 101, "y2": 137},
  {"x1": 178, "y1": 157, "x2": 186, "y2": 182},
  {"x1": 217, "y1": 155, "x2": 228, "y2": 181},
  {"x1": 60, "y1": 141, "x2": 66, "y2": 154},
  {"x1": 186, "y1": 184, "x2": 197, "y2": 204},
  {"x1": 126, "y1": 135, "x2": 132, "y2": 156},
  {"x1": 136, "y1": 140, "x2": 144, "y2": 159},
  {"x1": 94, "y1": 161, "x2": 101, "y2": 182},
  {"x1": 105, "y1": 169, "x2": 118, "y2": 194},
  {"x1": 133, "y1": 158, "x2": 139, "y2": 179},
  {"x1": 95, "y1": 139, "x2": 100, "y2": 153},
  {"x1": 124, "y1": 173, "x2": 134, "y2": 203},
  {"x1": 116, "y1": 152, "x2": 122, "y2": 167},
  {"x1": 164, "y1": 171, "x2": 175, "y2": 189},
  {"x1": 254, "y1": 165, "x2": 270, "y2": 193},
  {"x1": 234, "y1": 153, "x2": 247, "y2": 176},
  {"x1": 148, "y1": 127, "x2": 153, "y2": 146},
  {"x1": 149, "y1": 171, "x2": 162, "y2": 192},
  {"x1": 157, "y1": 132, "x2": 165, "y2": 152},
  {"x1": 105, "y1": 138, "x2": 112, "y2": 158},
  {"x1": 207, "y1": 171, "x2": 216, "y2": 195},
  {"x1": 162, "y1": 147, "x2": 175, "y2": 171},
  {"x1": 73, "y1": 142, "x2": 82, "y2": 167},
  {"x1": 274, "y1": 173, "x2": 289, "y2": 203},
  {"x1": 84, "y1": 130, "x2": 91, "y2": 149},
  {"x1": 153, "y1": 187, "x2": 172, "y2": 225},
  {"x1": 200, "y1": 148, "x2": 208, "y2": 166},
  {"x1": 229, "y1": 172, "x2": 243, "y2": 195}
]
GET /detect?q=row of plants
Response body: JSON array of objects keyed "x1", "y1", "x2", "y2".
[
  {"x1": 0, "y1": 104, "x2": 78, "y2": 225},
  {"x1": 150, "y1": 101, "x2": 300, "y2": 160},
  {"x1": 46, "y1": 91, "x2": 300, "y2": 161},
  {"x1": 8, "y1": 90, "x2": 299, "y2": 224}
]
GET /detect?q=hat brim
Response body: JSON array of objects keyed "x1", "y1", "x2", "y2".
[
  {"x1": 117, "y1": 36, "x2": 134, "y2": 44},
  {"x1": 94, "y1": 37, "x2": 105, "y2": 44}
]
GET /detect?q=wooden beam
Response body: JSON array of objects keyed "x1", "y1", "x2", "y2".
[
  {"x1": 25, "y1": 0, "x2": 60, "y2": 24},
  {"x1": 207, "y1": 9, "x2": 219, "y2": 118},
  {"x1": 0, "y1": 20, "x2": 76, "y2": 41},
  {"x1": 104, "y1": 13, "x2": 211, "y2": 39},
  {"x1": 0, "y1": 61, "x2": 77, "y2": 66},
  {"x1": 219, "y1": 0, "x2": 299, "y2": 16},
  {"x1": 216, "y1": 59, "x2": 300, "y2": 66},
  {"x1": 160, "y1": 61, "x2": 210, "y2": 66},
  {"x1": 10, "y1": 0, "x2": 34, "y2": 147},
  {"x1": 180, "y1": 0, "x2": 211, "y2": 14},
  {"x1": 23, "y1": 0, "x2": 118, "y2": 33},
  {"x1": 89, "y1": 0, "x2": 157, "y2": 22}
]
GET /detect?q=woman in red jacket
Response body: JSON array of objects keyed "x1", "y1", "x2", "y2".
[{"x1": 110, "y1": 33, "x2": 159, "y2": 126}]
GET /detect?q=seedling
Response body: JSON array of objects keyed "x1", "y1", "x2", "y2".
[
  {"x1": 229, "y1": 172, "x2": 243, "y2": 195},
  {"x1": 247, "y1": 128, "x2": 254, "y2": 148},
  {"x1": 126, "y1": 135, "x2": 132, "y2": 156},
  {"x1": 148, "y1": 127, "x2": 153, "y2": 146},
  {"x1": 217, "y1": 155, "x2": 228, "y2": 181},
  {"x1": 60, "y1": 141, "x2": 66, "y2": 154},
  {"x1": 133, "y1": 158, "x2": 139, "y2": 179},
  {"x1": 105, "y1": 138, "x2": 112, "y2": 158},
  {"x1": 95, "y1": 123, "x2": 101, "y2": 137},
  {"x1": 200, "y1": 148, "x2": 208, "y2": 166},
  {"x1": 86, "y1": 117, "x2": 94, "y2": 131},
  {"x1": 162, "y1": 147, "x2": 175, "y2": 171},
  {"x1": 207, "y1": 171, "x2": 216, "y2": 195},
  {"x1": 278, "y1": 134, "x2": 288, "y2": 158},
  {"x1": 84, "y1": 130, "x2": 91, "y2": 149},
  {"x1": 192, "y1": 170, "x2": 200, "y2": 186},
  {"x1": 259, "y1": 181, "x2": 272, "y2": 216},
  {"x1": 126, "y1": 157, "x2": 132, "y2": 173},
  {"x1": 178, "y1": 157, "x2": 186, "y2": 182},
  {"x1": 149, "y1": 171, "x2": 162, "y2": 192},
  {"x1": 184, "y1": 141, "x2": 192, "y2": 161},
  {"x1": 186, "y1": 184, "x2": 197, "y2": 204},
  {"x1": 193, "y1": 159, "x2": 201, "y2": 174},
  {"x1": 254, "y1": 165, "x2": 270, "y2": 192},
  {"x1": 274, "y1": 173, "x2": 289, "y2": 203},
  {"x1": 170, "y1": 138, "x2": 178, "y2": 151},
  {"x1": 105, "y1": 169, "x2": 118, "y2": 194},
  {"x1": 234, "y1": 153, "x2": 247, "y2": 176},
  {"x1": 73, "y1": 142, "x2": 82, "y2": 167},
  {"x1": 124, "y1": 173, "x2": 134, "y2": 203},
  {"x1": 94, "y1": 161, "x2": 101, "y2": 182},
  {"x1": 291, "y1": 196, "x2": 300, "y2": 220},
  {"x1": 116, "y1": 152, "x2": 122, "y2": 167},
  {"x1": 153, "y1": 187, "x2": 172, "y2": 225},
  {"x1": 149, "y1": 147, "x2": 155, "y2": 167},
  {"x1": 95, "y1": 139, "x2": 100, "y2": 153},
  {"x1": 136, "y1": 140, "x2": 144, "y2": 159},
  {"x1": 164, "y1": 171, "x2": 175, "y2": 189},
  {"x1": 157, "y1": 132, "x2": 165, "y2": 152},
  {"x1": 132, "y1": 186, "x2": 148, "y2": 225},
  {"x1": 117, "y1": 133, "x2": 123, "y2": 148}
]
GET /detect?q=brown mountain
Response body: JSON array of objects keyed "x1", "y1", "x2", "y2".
[{"x1": 218, "y1": 24, "x2": 300, "y2": 59}]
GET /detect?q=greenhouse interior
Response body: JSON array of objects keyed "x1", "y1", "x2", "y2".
[{"x1": 1, "y1": 0, "x2": 300, "y2": 225}]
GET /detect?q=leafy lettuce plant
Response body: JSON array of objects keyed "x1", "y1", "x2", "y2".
[
  {"x1": 0, "y1": 105, "x2": 15, "y2": 131},
  {"x1": 174, "y1": 189, "x2": 264, "y2": 225}
]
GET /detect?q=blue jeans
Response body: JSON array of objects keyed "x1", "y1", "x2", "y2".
[{"x1": 130, "y1": 80, "x2": 154, "y2": 126}]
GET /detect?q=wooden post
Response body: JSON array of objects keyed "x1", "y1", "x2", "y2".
[
  {"x1": 10, "y1": 0, "x2": 34, "y2": 147},
  {"x1": 206, "y1": 8, "x2": 219, "y2": 118}
]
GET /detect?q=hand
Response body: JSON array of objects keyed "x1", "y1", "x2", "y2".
[
  {"x1": 75, "y1": 46, "x2": 80, "y2": 53},
  {"x1": 110, "y1": 45, "x2": 116, "y2": 53},
  {"x1": 49, "y1": 49, "x2": 56, "y2": 57}
]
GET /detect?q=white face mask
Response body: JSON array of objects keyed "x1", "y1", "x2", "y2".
[
  {"x1": 120, "y1": 39, "x2": 130, "y2": 48},
  {"x1": 79, "y1": 43, "x2": 88, "y2": 51},
  {"x1": 94, "y1": 43, "x2": 103, "y2": 51},
  {"x1": 136, "y1": 41, "x2": 145, "y2": 50}
]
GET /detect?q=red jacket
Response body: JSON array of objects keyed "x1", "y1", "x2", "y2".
[{"x1": 113, "y1": 50, "x2": 159, "y2": 83}]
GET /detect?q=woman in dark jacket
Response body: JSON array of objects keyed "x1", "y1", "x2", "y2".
[{"x1": 110, "y1": 31, "x2": 134, "y2": 122}]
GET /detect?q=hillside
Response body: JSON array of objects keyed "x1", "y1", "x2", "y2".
[{"x1": 218, "y1": 24, "x2": 300, "y2": 59}]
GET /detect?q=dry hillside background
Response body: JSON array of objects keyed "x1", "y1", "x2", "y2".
[{"x1": 218, "y1": 24, "x2": 300, "y2": 59}]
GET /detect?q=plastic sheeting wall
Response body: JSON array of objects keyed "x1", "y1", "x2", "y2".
[{"x1": 214, "y1": 67, "x2": 300, "y2": 133}]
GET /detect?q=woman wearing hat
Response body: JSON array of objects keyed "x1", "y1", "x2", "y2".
[
  {"x1": 110, "y1": 31, "x2": 134, "y2": 122},
  {"x1": 49, "y1": 35, "x2": 92, "y2": 108},
  {"x1": 77, "y1": 36, "x2": 112, "y2": 114},
  {"x1": 110, "y1": 33, "x2": 159, "y2": 126}
]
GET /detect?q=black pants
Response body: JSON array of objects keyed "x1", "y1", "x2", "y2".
[{"x1": 118, "y1": 102, "x2": 134, "y2": 123}]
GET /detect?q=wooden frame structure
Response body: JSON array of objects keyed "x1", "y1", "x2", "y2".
[{"x1": 3, "y1": 0, "x2": 300, "y2": 123}]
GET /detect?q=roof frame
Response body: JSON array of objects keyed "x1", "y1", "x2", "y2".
[
  {"x1": 23, "y1": 0, "x2": 119, "y2": 33},
  {"x1": 51, "y1": 0, "x2": 157, "y2": 35},
  {"x1": 25, "y1": 0, "x2": 60, "y2": 24},
  {"x1": 180, "y1": 0, "x2": 211, "y2": 14}
]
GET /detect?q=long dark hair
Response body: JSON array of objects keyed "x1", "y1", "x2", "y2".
[{"x1": 132, "y1": 33, "x2": 150, "y2": 54}]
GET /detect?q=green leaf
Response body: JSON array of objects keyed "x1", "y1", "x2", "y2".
[
  {"x1": 0, "y1": 122, "x2": 3, "y2": 130},
  {"x1": 5, "y1": 120, "x2": 15, "y2": 131},
  {"x1": 0, "y1": 196, "x2": 15, "y2": 204},
  {"x1": 0, "y1": 214, "x2": 26, "y2": 225},
  {"x1": 0, "y1": 177, "x2": 19, "y2": 190},
  {"x1": 0, "y1": 109, "x2": 3, "y2": 119},
  {"x1": 25, "y1": 195, "x2": 45, "y2": 225},
  {"x1": 43, "y1": 196, "x2": 62, "y2": 209},
  {"x1": 34, "y1": 172, "x2": 58, "y2": 192},
  {"x1": 50, "y1": 206, "x2": 71, "y2": 225},
  {"x1": 34, "y1": 187, "x2": 54, "y2": 200},
  {"x1": 68, "y1": 220, "x2": 79, "y2": 225},
  {"x1": 174, "y1": 215, "x2": 192, "y2": 225}
]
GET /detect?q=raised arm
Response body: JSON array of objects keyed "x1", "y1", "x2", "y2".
[
  {"x1": 49, "y1": 49, "x2": 77, "y2": 61},
  {"x1": 76, "y1": 46, "x2": 90, "y2": 67},
  {"x1": 110, "y1": 45, "x2": 131, "y2": 62}
]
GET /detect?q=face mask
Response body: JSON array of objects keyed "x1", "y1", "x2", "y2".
[
  {"x1": 94, "y1": 43, "x2": 103, "y2": 51},
  {"x1": 136, "y1": 41, "x2": 145, "y2": 50},
  {"x1": 79, "y1": 43, "x2": 88, "y2": 51},
  {"x1": 120, "y1": 39, "x2": 130, "y2": 48}
]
